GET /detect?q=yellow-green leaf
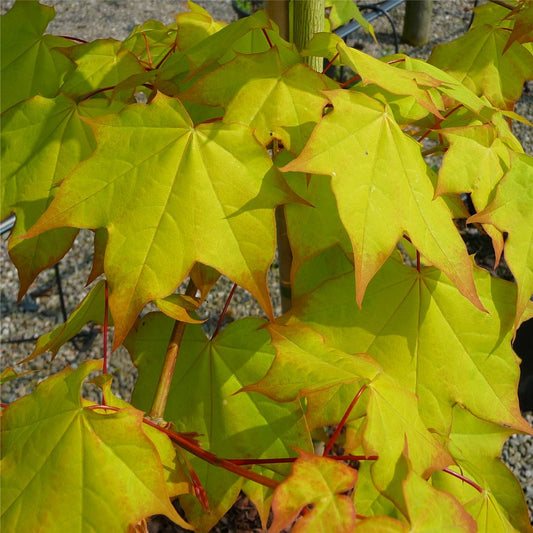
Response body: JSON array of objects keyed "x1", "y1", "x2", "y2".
[
  {"x1": 26, "y1": 93, "x2": 297, "y2": 346},
  {"x1": 0, "y1": 360, "x2": 191, "y2": 531},
  {"x1": 269, "y1": 450, "x2": 357, "y2": 533},
  {"x1": 282, "y1": 89, "x2": 483, "y2": 312}
]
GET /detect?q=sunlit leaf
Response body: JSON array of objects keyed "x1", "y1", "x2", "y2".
[
  {"x1": 180, "y1": 46, "x2": 335, "y2": 152},
  {"x1": 26, "y1": 93, "x2": 298, "y2": 346},
  {"x1": 282, "y1": 89, "x2": 483, "y2": 312},
  {"x1": 0, "y1": 94, "x2": 123, "y2": 296},
  {"x1": 0, "y1": 360, "x2": 191, "y2": 531},
  {"x1": 428, "y1": 22, "x2": 533, "y2": 110},
  {"x1": 269, "y1": 450, "x2": 357, "y2": 533},
  {"x1": 469, "y1": 152, "x2": 533, "y2": 329}
]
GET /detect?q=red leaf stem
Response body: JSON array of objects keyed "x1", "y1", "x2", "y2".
[
  {"x1": 211, "y1": 283, "x2": 237, "y2": 340},
  {"x1": 86, "y1": 405, "x2": 280, "y2": 490},
  {"x1": 262, "y1": 27, "x2": 273, "y2": 49},
  {"x1": 416, "y1": 250, "x2": 421, "y2": 272},
  {"x1": 226, "y1": 454, "x2": 378, "y2": 466},
  {"x1": 142, "y1": 417, "x2": 279, "y2": 489},
  {"x1": 340, "y1": 74, "x2": 361, "y2": 88},
  {"x1": 387, "y1": 58, "x2": 406, "y2": 66},
  {"x1": 442, "y1": 467, "x2": 483, "y2": 493},
  {"x1": 0, "y1": 403, "x2": 8, "y2": 408},
  {"x1": 323, "y1": 384, "x2": 367, "y2": 457},
  {"x1": 103, "y1": 280, "x2": 109, "y2": 376},
  {"x1": 417, "y1": 104, "x2": 462, "y2": 143},
  {"x1": 58, "y1": 35, "x2": 88, "y2": 44},
  {"x1": 155, "y1": 42, "x2": 177, "y2": 69},
  {"x1": 323, "y1": 52, "x2": 340, "y2": 75},
  {"x1": 141, "y1": 31, "x2": 153, "y2": 68},
  {"x1": 78, "y1": 86, "x2": 117, "y2": 102}
]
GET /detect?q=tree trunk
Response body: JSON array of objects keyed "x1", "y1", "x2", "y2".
[
  {"x1": 292, "y1": 0, "x2": 325, "y2": 72},
  {"x1": 402, "y1": 0, "x2": 433, "y2": 46},
  {"x1": 266, "y1": 0, "x2": 289, "y2": 39}
]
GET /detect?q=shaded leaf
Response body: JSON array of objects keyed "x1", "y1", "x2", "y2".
[
  {"x1": 282, "y1": 89, "x2": 483, "y2": 312},
  {"x1": 0, "y1": 1, "x2": 75, "y2": 112},
  {"x1": 154, "y1": 293, "x2": 203, "y2": 323},
  {"x1": 0, "y1": 360, "x2": 191, "y2": 531},
  {"x1": 58, "y1": 38, "x2": 146, "y2": 98},
  {"x1": 27, "y1": 93, "x2": 297, "y2": 346},
  {"x1": 287, "y1": 250, "x2": 530, "y2": 437},
  {"x1": 26, "y1": 280, "x2": 109, "y2": 362},
  {"x1": 124, "y1": 314, "x2": 312, "y2": 531},
  {"x1": 269, "y1": 450, "x2": 357, "y2": 533},
  {"x1": 431, "y1": 406, "x2": 532, "y2": 532}
]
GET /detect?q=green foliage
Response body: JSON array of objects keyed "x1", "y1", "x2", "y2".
[{"x1": 1, "y1": 1, "x2": 532, "y2": 531}]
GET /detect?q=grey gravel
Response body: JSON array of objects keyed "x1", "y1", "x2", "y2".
[{"x1": 1, "y1": 0, "x2": 531, "y2": 526}]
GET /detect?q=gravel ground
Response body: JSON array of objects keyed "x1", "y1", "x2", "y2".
[{"x1": 1, "y1": 0, "x2": 532, "y2": 530}]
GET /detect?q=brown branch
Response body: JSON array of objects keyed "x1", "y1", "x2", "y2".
[{"x1": 149, "y1": 279, "x2": 198, "y2": 420}]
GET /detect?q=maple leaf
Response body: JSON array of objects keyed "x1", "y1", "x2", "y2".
[
  {"x1": 0, "y1": 360, "x2": 192, "y2": 531},
  {"x1": 402, "y1": 469, "x2": 476, "y2": 532},
  {"x1": 286, "y1": 248, "x2": 530, "y2": 437},
  {"x1": 504, "y1": 0, "x2": 533, "y2": 51},
  {"x1": 1, "y1": 94, "x2": 123, "y2": 297},
  {"x1": 124, "y1": 314, "x2": 312, "y2": 531},
  {"x1": 269, "y1": 450, "x2": 357, "y2": 533},
  {"x1": 469, "y1": 152, "x2": 533, "y2": 329},
  {"x1": 179, "y1": 46, "x2": 336, "y2": 153},
  {"x1": 278, "y1": 150, "x2": 352, "y2": 274},
  {"x1": 428, "y1": 21, "x2": 533, "y2": 110},
  {"x1": 282, "y1": 89, "x2": 483, "y2": 312},
  {"x1": 26, "y1": 93, "x2": 298, "y2": 346},
  {"x1": 431, "y1": 406, "x2": 532, "y2": 532},
  {"x1": 336, "y1": 42, "x2": 444, "y2": 117},
  {"x1": 57, "y1": 38, "x2": 146, "y2": 98},
  {"x1": 244, "y1": 323, "x2": 452, "y2": 495},
  {"x1": 0, "y1": 1, "x2": 75, "y2": 112},
  {"x1": 121, "y1": 19, "x2": 178, "y2": 67}
]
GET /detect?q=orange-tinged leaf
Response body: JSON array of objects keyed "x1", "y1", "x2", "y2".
[
  {"x1": 282, "y1": 89, "x2": 483, "y2": 312},
  {"x1": 504, "y1": 0, "x2": 533, "y2": 51},
  {"x1": 242, "y1": 323, "x2": 380, "y2": 401},
  {"x1": 1, "y1": 95, "x2": 88, "y2": 296},
  {"x1": 402, "y1": 470, "x2": 476, "y2": 532},
  {"x1": 154, "y1": 293, "x2": 203, "y2": 323},
  {"x1": 287, "y1": 251, "x2": 530, "y2": 437},
  {"x1": 269, "y1": 450, "x2": 357, "y2": 533},
  {"x1": 180, "y1": 46, "x2": 335, "y2": 152},
  {"x1": 26, "y1": 93, "x2": 297, "y2": 346},
  {"x1": 337, "y1": 42, "x2": 444, "y2": 117},
  {"x1": 469, "y1": 152, "x2": 533, "y2": 329},
  {"x1": 0, "y1": 360, "x2": 191, "y2": 531},
  {"x1": 428, "y1": 22, "x2": 533, "y2": 110}
]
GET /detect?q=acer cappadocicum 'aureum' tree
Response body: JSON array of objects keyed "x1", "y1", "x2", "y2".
[{"x1": 1, "y1": 0, "x2": 533, "y2": 531}]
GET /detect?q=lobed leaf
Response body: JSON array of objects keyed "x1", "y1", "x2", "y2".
[
  {"x1": 125, "y1": 314, "x2": 312, "y2": 531},
  {"x1": 469, "y1": 152, "x2": 533, "y2": 330},
  {"x1": 0, "y1": 360, "x2": 191, "y2": 531},
  {"x1": 269, "y1": 450, "x2": 357, "y2": 533},
  {"x1": 26, "y1": 93, "x2": 298, "y2": 346},
  {"x1": 282, "y1": 89, "x2": 483, "y2": 312},
  {"x1": 0, "y1": 0, "x2": 75, "y2": 112}
]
